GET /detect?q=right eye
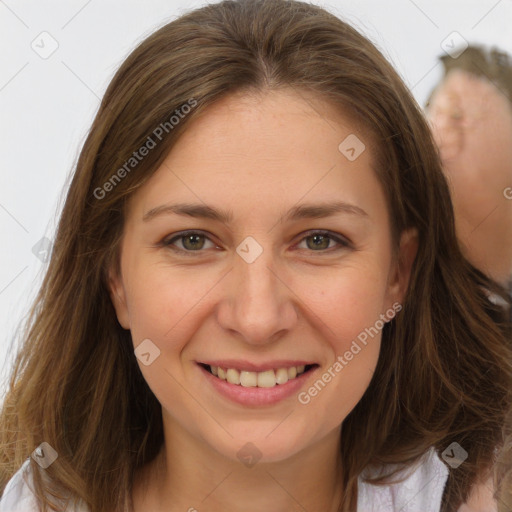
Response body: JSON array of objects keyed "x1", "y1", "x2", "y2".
[{"x1": 162, "y1": 230, "x2": 219, "y2": 255}]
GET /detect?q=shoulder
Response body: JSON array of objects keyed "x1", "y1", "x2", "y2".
[
  {"x1": 0, "y1": 459, "x2": 89, "y2": 512},
  {"x1": 357, "y1": 449, "x2": 500, "y2": 512},
  {"x1": 0, "y1": 459, "x2": 40, "y2": 512},
  {"x1": 357, "y1": 447, "x2": 449, "y2": 512}
]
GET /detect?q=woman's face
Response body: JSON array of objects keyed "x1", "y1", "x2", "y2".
[{"x1": 109, "y1": 89, "x2": 417, "y2": 463}]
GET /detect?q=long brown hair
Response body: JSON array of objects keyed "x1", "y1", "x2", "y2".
[{"x1": 1, "y1": 1, "x2": 511, "y2": 511}]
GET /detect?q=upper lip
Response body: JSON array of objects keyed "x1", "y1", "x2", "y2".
[{"x1": 198, "y1": 360, "x2": 317, "y2": 372}]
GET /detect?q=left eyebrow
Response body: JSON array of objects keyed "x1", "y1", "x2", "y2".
[
  {"x1": 283, "y1": 201, "x2": 368, "y2": 221},
  {"x1": 142, "y1": 200, "x2": 369, "y2": 224}
]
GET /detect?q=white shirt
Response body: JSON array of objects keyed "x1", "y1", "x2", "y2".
[
  {"x1": 357, "y1": 447, "x2": 449, "y2": 511},
  {"x1": 0, "y1": 458, "x2": 88, "y2": 512},
  {"x1": 0, "y1": 448, "x2": 448, "y2": 512}
]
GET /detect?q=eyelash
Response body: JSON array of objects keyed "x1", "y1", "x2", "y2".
[{"x1": 161, "y1": 230, "x2": 351, "y2": 256}]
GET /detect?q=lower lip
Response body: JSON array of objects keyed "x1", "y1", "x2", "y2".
[{"x1": 198, "y1": 364, "x2": 317, "y2": 406}]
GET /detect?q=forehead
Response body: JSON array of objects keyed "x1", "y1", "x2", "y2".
[
  {"x1": 434, "y1": 69, "x2": 507, "y2": 109},
  {"x1": 127, "y1": 88, "x2": 387, "y2": 223}
]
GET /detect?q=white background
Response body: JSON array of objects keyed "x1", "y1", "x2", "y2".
[{"x1": 1, "y1": 0, "x2": 511, "y2": 394}]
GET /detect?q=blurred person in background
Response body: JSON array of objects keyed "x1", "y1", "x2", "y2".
[
  {"x1": 426, "y1": 46, "x2": 512, "y2": 295},
  {"x1": 426, "y1": 45, "x2": 512, "y2": 510}
]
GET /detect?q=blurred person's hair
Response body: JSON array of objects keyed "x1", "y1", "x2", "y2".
[
  {"x1": 427, "y1": 45, "x2": 512, "y2": 105},
  {"x1": 0, "y1": 1, "x2": 511, "y2": 511}
]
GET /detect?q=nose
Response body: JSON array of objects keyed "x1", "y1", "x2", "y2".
[{"x1": 216, "y1": 245, "x2": 299, "y2": 346}]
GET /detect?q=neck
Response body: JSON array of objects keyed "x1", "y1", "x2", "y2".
[{"x1": 133, "y1": 411, "x2": 344, "y2": 512}]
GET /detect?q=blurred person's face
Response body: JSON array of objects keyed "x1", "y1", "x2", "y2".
[
  {"x1": 427, "y1": 69, "x2": 512, "y2": 284},
  {"x1": 109, "y1": 89, "x2": 417, "y2": 466}
]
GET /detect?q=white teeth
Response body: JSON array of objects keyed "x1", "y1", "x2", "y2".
[
  {"x1": 226, "y1": 368, "x2": 240, "y2": 385},
  {"x1": 207, "y1": 364, "x2": 309, "y2": 387},
  {"x1": 240, "y1": 370, "x2": 257, "y2": 387},
  {"x1": 257, "y1": 370, "x2": 276, "y2": 388},
  {"x1": 275, "y1": 368, "x2": 289, "y2": 385}
]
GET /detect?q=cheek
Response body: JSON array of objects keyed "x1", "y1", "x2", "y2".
[
  {"x1": 124, "y1": 260, "x2": 212, "y2": 345},
  {"x1": 294, "y1": 258, "x2": 390, "y2": 411},
  {"x1": 303, "y1": 259, "x2": 391, "y2": 348},
  {"x1": 122, "y1": 263, "x2": 214, "y2": 422},
  {"x1": 296, "y1": 284, "x2": 385, "y2": 435}
]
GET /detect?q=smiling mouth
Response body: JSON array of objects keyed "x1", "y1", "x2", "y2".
[{"x1": 200, "y1": 363, "x2": 317, "y2": 388}]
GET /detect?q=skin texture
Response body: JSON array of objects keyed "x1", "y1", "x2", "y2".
[
  {"x1": 427, "y1": 69, "x2": 512, "y2": 286},
  {"x1": 108, "y1": 89, "x2": 418, "y2": 512}
]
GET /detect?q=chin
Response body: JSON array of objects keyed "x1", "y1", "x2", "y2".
[{"x1": 209, "y1": 419, "x2": 318, "y2": 465}]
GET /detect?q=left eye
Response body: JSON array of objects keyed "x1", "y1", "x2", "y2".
[
  {"x1": 162, "y1": 230, "x2": 349, "y2": 254},
  {"x1": 295, "y1": 230, "x2": 350, "y2": 252}
]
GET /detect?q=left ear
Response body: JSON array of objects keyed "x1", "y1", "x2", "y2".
[{"x1": 386, "y1": 227, "x2": 419, "y2": 308}]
